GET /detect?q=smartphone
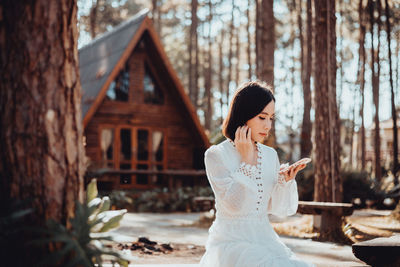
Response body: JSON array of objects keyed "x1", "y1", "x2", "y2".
[{"x1": 280, "y1": 158, "x2": 311, "y2": 173}]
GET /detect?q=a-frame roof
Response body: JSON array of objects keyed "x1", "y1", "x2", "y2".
[
  {"x1": 79, "y1": 10, "x2": 147, "y2": 119},
  {"x1": 78, "y1": 10, "x2": 210, "y2": 148}
]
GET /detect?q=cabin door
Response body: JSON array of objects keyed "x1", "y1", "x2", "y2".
[{"x1": 100, "y1": 126, "x2": 166, "y2": 189}]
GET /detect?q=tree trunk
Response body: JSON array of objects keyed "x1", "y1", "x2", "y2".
[
  {"x1": 328, "y1": 0, "x2": 342, "y2": 203},
  {"x1": 260, "y1": 0, "x2": 274, "y2": 87},
  {"x1": 397, "y1": 28, "x2": 400, "y2": 105},
  {"x1": 350, "y1": 104, "x2": 356, "y2": 168},
  {"x1": 314, "y1": 0, "x2": 330, "y2": 203},
  {"x1": 235, "y1": 24, "x2": 240, "y2": 87},
  {"x1": 313, "y1": 0, "x2": 342, "y2": 203},
  {"x1": 259, "y1": 0, "x2": 274, "y2": 105},
  {"x1": 260, "y1": 0, "x2": 276, "y2": 147},
  {"x1": 89, "y1": 0, "x2": 98, "y2": 38},
  {"x1": 287, "y1": 0, "x2": 296, "y2": 162},
  {"x1": 358, "y1": 0, "x2": 367, "y2": 170},
  {"x1": 297, "y1": 0, "x2": 304, "y2": 85},
  {"x1": 189, "y1": 0, "x2": 199, "y2": 107},
  {"x1": 377, "y1": 0, "x2": 382, "y2": 175},
  {"x1": 194, "y1": 13, "x2": 200, "y2": 109},
  {"x1": 152, "y1": 0, "x2": 161, "y2": 35},
  {"x1": 369, "y1": 0, "x2": 381, "y2": 181},
  {"x1": 226, "y1": 0, "x2": 235, "y2": 103},
  {"x1": 300, "y1": 0, "x2": 313, "y2": 158},
  {"x1": 204, "y1": 0, "x2": 213, "y2": 131},
  {"x1": 355, "y1": 0, "x2": 363, "y2": 170},
  {"x1": 188, "y1": 0, "x2": 194, "y2": 101},
  {"x1": 256, "y1": 0, "x2": 261, "y2": 77},
  {"x1": 313, "y1": 0, "x2": 344, "y2": 242},
  {"x1": 338, "y1": 0, "x2": 344, "y2": 116},
  {"x1": 219, "y1": 30, "x2": 225, "y2": 125},
  {"x1": 385, "y1": 0, "x2": 399, "y2": 182},
  {"x1": 247, "y1": 0, "x2": 253, "y2": 79},
  {"x1": 0, "y1": 0, "x2": 85, "y2": 263}
]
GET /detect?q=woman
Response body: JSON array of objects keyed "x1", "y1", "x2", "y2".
[{"x1": 199, "y1": 81, "x2": 315, "y2": 267}]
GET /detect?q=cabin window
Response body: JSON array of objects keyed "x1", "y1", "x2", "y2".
[
  {"x1": 143, "y1": 65, "x2": 164, "y2": 104},
  {"x1": 99, "y1": 126, "x2": 166, "y2": 187},
  {"x1": 151, "y1": 129, "x2": 165, "y2": 185},
  {"x1": 152, "y1": 131, "x2": 164, "y2": 162},
  {"x1": 120, "y1": 128, "x2": 132, "y2": 160},
  {"x1": 100, "y1": 128, "x2": 114, "y2": 167},
  {"x1": 137, "y1": 129, "x2": 149, "y2": 160},
  {"x1": 136, "y1": 130, "x2": 165, "y2": 186},
  {"x1": 106, "y1": 64, "x2": 130, "y2": 101}
]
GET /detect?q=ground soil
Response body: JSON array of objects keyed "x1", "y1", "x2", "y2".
[
  {"x1": 271, "y1": 210, "x2": 400, "y2": 243},
  {"x1": 112, "y1": 209, "x2": 400, "y2": 265},
  {"x1": 114, "y1": 242, "x2": 205, "y2": 264}
]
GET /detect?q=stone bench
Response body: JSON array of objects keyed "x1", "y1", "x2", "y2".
[
  {"x1": 352, "y1": 235, "x2": 400, "y2": 267},
  {"x1": 297, "y1": 201, "x2": 354, "y2": 240}
]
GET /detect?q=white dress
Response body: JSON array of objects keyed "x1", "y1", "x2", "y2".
[{"x1": 199, "y1": 140, "x2": 315, "y2": 267}]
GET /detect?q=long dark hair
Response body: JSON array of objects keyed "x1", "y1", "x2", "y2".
[{"x1": 222, "y1": 81, "x2": 275, "y2": 141}]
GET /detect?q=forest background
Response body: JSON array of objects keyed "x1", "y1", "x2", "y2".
[{"x1": 77, "y1": 0, "x2": 400, "y2": 177}]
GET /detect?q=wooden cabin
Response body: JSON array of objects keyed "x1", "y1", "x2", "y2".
[{"x1": 79, "y1": 11, "x2": 210, "y2": 190}]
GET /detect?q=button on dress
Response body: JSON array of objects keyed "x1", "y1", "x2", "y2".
[{"x1": 199, "y1": 140, "x2": 315, "y2": 267}]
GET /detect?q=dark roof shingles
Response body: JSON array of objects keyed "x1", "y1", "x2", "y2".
[{"x1": 78, "y1": 10, "x2": 148, "y2": 118}]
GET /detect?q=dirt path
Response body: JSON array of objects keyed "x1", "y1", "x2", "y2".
[{"x1": 109, "y1": 211, "x2": 379, "y2": 266}]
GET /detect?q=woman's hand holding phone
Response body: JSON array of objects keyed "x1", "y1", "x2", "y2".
[
  {"x1": 279, "y1": 158, "x2": 311, "y2": 182},
  {"x1": 234, "y1": 125, "x2": 255, "y2": 165}
]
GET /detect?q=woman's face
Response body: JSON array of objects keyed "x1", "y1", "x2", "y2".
[{"x1": 245, "y1": 101, "x2": 275, "y2": 143}]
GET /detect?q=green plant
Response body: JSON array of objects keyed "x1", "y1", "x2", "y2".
[
  {"x1": 106, "y1": 190, "x2": 133, "y2": 210},
  {"x1": 295, "y1": 163, "x2": 315, "y2": 201},
  {"x1": 34, "y1": 179, "x2": 130, "y2": 266},
  {"x1": 0, "y1": 199, "x2": 34, "y2": 267},
  {"x1": 120, "y1": 186, "x2": 214, "y2": 212},
  {"x1": 342, "y1": 170, "x2": 375, "y2": 205}
]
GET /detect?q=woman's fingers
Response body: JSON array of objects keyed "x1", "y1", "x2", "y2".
[
  {"x1": 288, "y1": 167, "x2": 294, "y2": 177},
  {"x1": 244, "y1": 125, "x2": 249, "y2": 141},
  {"x1": 298, "y1": 164, "x2": 306, "y2": 170},
  {"x1": 294, "y1": 164, "x2": 306, "y2": 172},
  {"x1": 288, "y1": 164, "x2": 306, "y2": 179},
  {"x1": 235, "y1": 127, "x2": 240, "y2": 141},
  {"x1": 240, "y1": 125, "x2": 248, "y2": 142},
  {"x1": 234, "y1": 126, "x2": 254, "y2": 164},
  {"x1": 236, "y1": 126, "x2": 244, "y2": 142},
  {"x1": 238, "y1": 126, "x2": 243, "y2": 141}
]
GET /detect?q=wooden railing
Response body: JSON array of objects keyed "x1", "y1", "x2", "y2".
[
  {"x1": 86, "y1": 168, "x2": 206, "y2": 177},
  {"x1": 85, "y1": 168, "x2": 207, "y2": 190}
]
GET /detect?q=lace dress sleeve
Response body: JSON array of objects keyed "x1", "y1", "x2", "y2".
[
  {"x1": 205, "y1": 147, "x2": 258, "y2": 212},
  {"x1": 267, "y1": 152, "x2": 299, "y2": 218}
]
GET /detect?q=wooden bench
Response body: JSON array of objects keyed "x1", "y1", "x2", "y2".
[
  {"x1": 297, "y1": 201, "x2": 354, "y2": 241},
  {"x1": 193, "y1": 196, "x2": 215, "y2": 213},
  {"x1": 298, "y1": 201, "x2": 354, "y2": 216},
  {"x1": 352, "y1": 235, "x2": 400, "y2": 267}
]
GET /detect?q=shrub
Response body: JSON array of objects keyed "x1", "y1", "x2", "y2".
[
  {"x1": 296, "y1": 163, "x2": 315, "y2": 201},
  {"x1": 33, "y1": 179, "x2": 131, "y2": 266},
  {"x1": 106, "y1": 186, "x2": 214, "y2": 213},
  {"x1": 342, "y1": 170, "x2": 375, "y2": 206},
  {"x1": 296, "y1": 165, "x2": 376, "y2": 207}
]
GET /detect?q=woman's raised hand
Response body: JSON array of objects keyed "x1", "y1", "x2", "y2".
[
  {"x1": 279, "y1": 163, "x2": 307, "y2": 182},
  {"x1": 234, "y1": 126, "x2": 255, "y2": 165}
]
